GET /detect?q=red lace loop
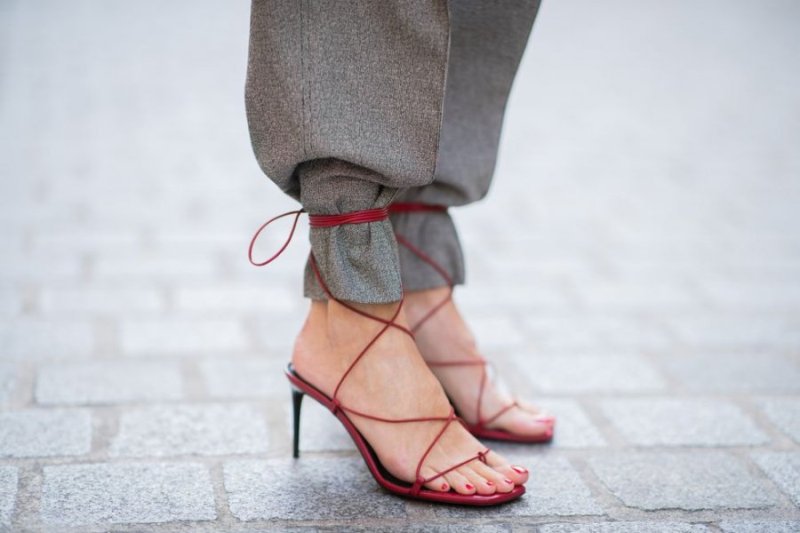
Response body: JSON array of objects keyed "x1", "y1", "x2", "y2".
[{"x1": 248, "y1": 209, "x2": 305, "y2": 267}]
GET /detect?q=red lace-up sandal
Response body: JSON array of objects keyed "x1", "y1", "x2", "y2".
[
  {"x1": 389, "y1": 202, "x2": 556, "y2": 444},
  {"x1": 249, "y1": 207, "x2": 525, "y2": 505}
]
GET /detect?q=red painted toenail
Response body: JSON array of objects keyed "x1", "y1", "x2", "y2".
[
  {"x1": 511, "y1": 465, "x2": 528, "y2": 474},
  {"x1": 464, "y1": 483, "x2": 474, "y2": 490},
  {"x1": 441, "y1": 483, "x2": 448, "y2": 490},
  {"x1": 486, "y1": 480, "x2": 494, "y2": 486},
  {"x1": 504, "y1": 478, "x2": 514, "y2": 485}
]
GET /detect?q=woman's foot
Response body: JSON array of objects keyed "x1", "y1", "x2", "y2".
[
  {"x1": 404, "y1": 287, "x2": 555, "y2": 440},
  {"x1": 291, "y1": 299, "x2": 530, "y2": 495}
]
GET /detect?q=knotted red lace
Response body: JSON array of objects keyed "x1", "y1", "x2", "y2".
[
  {"x1": 249, "y1": 205, "x2": 490, "y2": 494},
  {"x1": 388, "y1": 202, "x2": 522, "y2": 430}
]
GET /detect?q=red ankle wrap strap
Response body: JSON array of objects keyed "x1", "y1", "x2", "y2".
[
  {"x1": 309, "y1": 206, "x2": 389, "y2": 227},
  {"x1": 248, "y1": 206, "x2": 389, "y2": 267}
]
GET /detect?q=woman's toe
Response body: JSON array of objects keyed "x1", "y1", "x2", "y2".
[
  {"x1": 443, "y1": 469, "x2": 476, "y2": 495},
  {"x1": 484, "y1": 450, "x2": 529, "y2": 485},
  {"x1": 460, "y1": 466, "x2": 496, "y2": 495},
  {"x1": 472, "y1": 461, "x2": 514, "y2": 493}
]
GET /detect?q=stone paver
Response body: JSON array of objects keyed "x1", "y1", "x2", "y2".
[
  {"x1": 663, "y1": 354, "x2": 800, "y2": 393},
  {"x1": 0, "y1": 289, "x2": 21, "y2": 317},
  {"x1": 0, "y1": 466, "x2": 18, "y2": 527},
  {"x1": 174, "y1": 285, "x2": 299, "y2": 314},
  {"x1": 120, "y1": 318, "x2": 249, "y2": 356},
  {"x1": 523, "y1": 315, "x2": 673, "y2": 351},
  {"x1": 757, "y1": 398, "x2": 800, "y2": 444},
  {"x1": 539, "y1": 523, "x2": 710, "y2": 533},
  {"x1": 752, "y1": 452, "x2": 800, "y2": 507},
  {"x1": 600, "y1": 398, "x2": 769, "y2": 446},
  {"x1": 537, "y1": 399, "x2": 606, "y2": 448},
  {"x1": 35, "y1": 360, "x2": 183, "y2": 405},
  {"x1": 224, "y1": 458, "x2": 407, "y2": 520},
  {"x1": 40, "y1": 287, "x2": 164, "y2": 315},
  {"x1": 0, "y1": 320, "x2": 94, "y2": 360},
  {"x1": 0, "y1": 410, "x2": 91, "y2": 458},
  {"x1": 665, "y1": 315, "x2": 800, "y2": 351},
  {"x1": 434, "y1": 456, "x2": 603, "y2": 518},
  {"x1": 292, "y1": 397, "x2": 355, "y2": 453},
  {"x1": 110, "y1": 404, "x2": 269, "y2": 457},
  {"x1": 40, "y1": 462, "x2": 216, "y2": 526},
  {"x1": 0, "y1": 364, "x2": 14, "y2": 406},
  {"x1": 200, "y1": 357, "x2": 286, "y2": 399},
  {"x1": 514, "y1": 354, "x2": 667, "y2": 393},
  {"x1": 718, "y1": 521, "x2": 800, "y2": 533},
  {"x1": 588, "y1": 452, "x2": 778, "y2": 510}
]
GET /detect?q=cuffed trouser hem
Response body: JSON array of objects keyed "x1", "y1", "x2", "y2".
[
  {"x1": 390, "y1": 209, "x2": 465, "y2": 293},
  {"x1": 299, "y1": 159, "x2": 403, "y2": 304}
]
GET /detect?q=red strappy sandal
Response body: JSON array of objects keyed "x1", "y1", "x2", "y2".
[
  {"x1": 389, "y1": 202, "x2": 556, "y2": 444},
  {"x1": 249, "y1": 207, "x2": 525, "y2": 505}
]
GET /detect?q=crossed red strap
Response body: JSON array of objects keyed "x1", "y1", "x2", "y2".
[
  {"x1": 249, "y1": 205, "x2": 490, "y2": 493},
  {"x1": 388, "y1": 202, "x2": 521, "y2": 430}
]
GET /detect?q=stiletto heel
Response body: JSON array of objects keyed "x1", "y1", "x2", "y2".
[
  {"x1": 291, "y1": 386, "x2": 304, "y2": 459},
  {"x1": 250, "y1": 206, "x2": 524, "y2": 505},
  {"x1": 389, "y1": 202, "x2": 556, "y2": 443}
]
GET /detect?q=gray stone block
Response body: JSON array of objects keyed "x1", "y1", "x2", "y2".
[
  {"x1": 540, "y1": 523, "x2": 709, "y2": 533},
  {"x1": 223, "y1": 458, "x2": 406, "y2": 520},
  {"x1": 0, "y1": 363, "x2": 15, "y2": 406},
  {"x1": 174, "y1": 285, "x2": 298, "y2": 314},
  {"x1": 573, "y1": 280, "x2": 698, "y2": 311},
  {"x1": 40, "y1": 287, "x2": 163, "y2": 315},
  {"x1": 110, "y1": 403, "x2": 268, "y2": 457},
  {"x1": 40, "y1": 462, "x2": 216, "y2": 526},
  {"x1": 521, "y1": 314, "x2": 606, "y2": 351},
  {"x1": 201, "y1": 357, "x2": 286, "y2": 399},
  {"x1": 537, "y1": 399, "x2": 606, "y2": 448},
  {"x1": 293, "y1": 396, "x2": 356, "y2": 453},
  {"x1": 0, "y1": 409, "x2": 91, "y2": 458},
  {"x1": 0, "y1": 466, "x2": 18, "y2": 527},
  {"x1": 36, "y1": 360, "x2": 183, "y2": 405},
  {"x1": 588, "y1": 452, "x2": 777, "y2": 510},
  {"x1": 757, "y1": 398, "x2": 800, "y2": 443},
  {"x1": 719, "y1": 521, "x2": 800, "y2": 533},
  {"x1": 600, "y1": 398, "x2": 769, "y2": 446},
  {"x1": 666, "y1": 315, "x2": 799, "y2": 351},
  {"x1": 466, "y1": 316, "x2": 526, "y2": 348},
  {"x1": 752, "y1": 451, "x2": 800, "y2": 506},
  {"x1": 663, "y1": 354, "x2": 800, "y2": 393},
  {"x1": 0, "y1": 320, "x2": 94, "y2": 360},
  {"x1": 120, "y1": 318, "x2": 249, "y2": 356},
  {"x1": 0, "y1": 289, "x2": 21, "y2": 316},
  {"x1": 93, "y1": 253, "x2": 218, "y2": 282},
  {"x1": 514, "y1": 354, "x2": 667, "y2": 393},
  {"x1": 434, "y1": 456, "x2": 603, "y2": 517}
]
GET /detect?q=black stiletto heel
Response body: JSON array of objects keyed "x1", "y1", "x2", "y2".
[{"x1": 291, "y1": 386, "x2": 304, "y2": 458}]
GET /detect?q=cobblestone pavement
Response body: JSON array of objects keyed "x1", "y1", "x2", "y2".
[{"x1": 1, "y1": 0, "x2": 799, "y2": 531}]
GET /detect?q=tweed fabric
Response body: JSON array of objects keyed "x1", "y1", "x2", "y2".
[
  {"x1": 392, "y1": 0, "x2": 541, "y2": 292},
  {"x1": 246, "y1": 0, "x2": 539, "y2": 302}
]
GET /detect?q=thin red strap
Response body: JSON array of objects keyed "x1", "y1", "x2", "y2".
[{"x1": 390, "y1": 202, "x2": 520, "y2": 428}]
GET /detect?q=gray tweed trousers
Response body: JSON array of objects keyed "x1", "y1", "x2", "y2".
[{"x1": 246, "y1": 0, "x2": 540, "y2": 303}]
